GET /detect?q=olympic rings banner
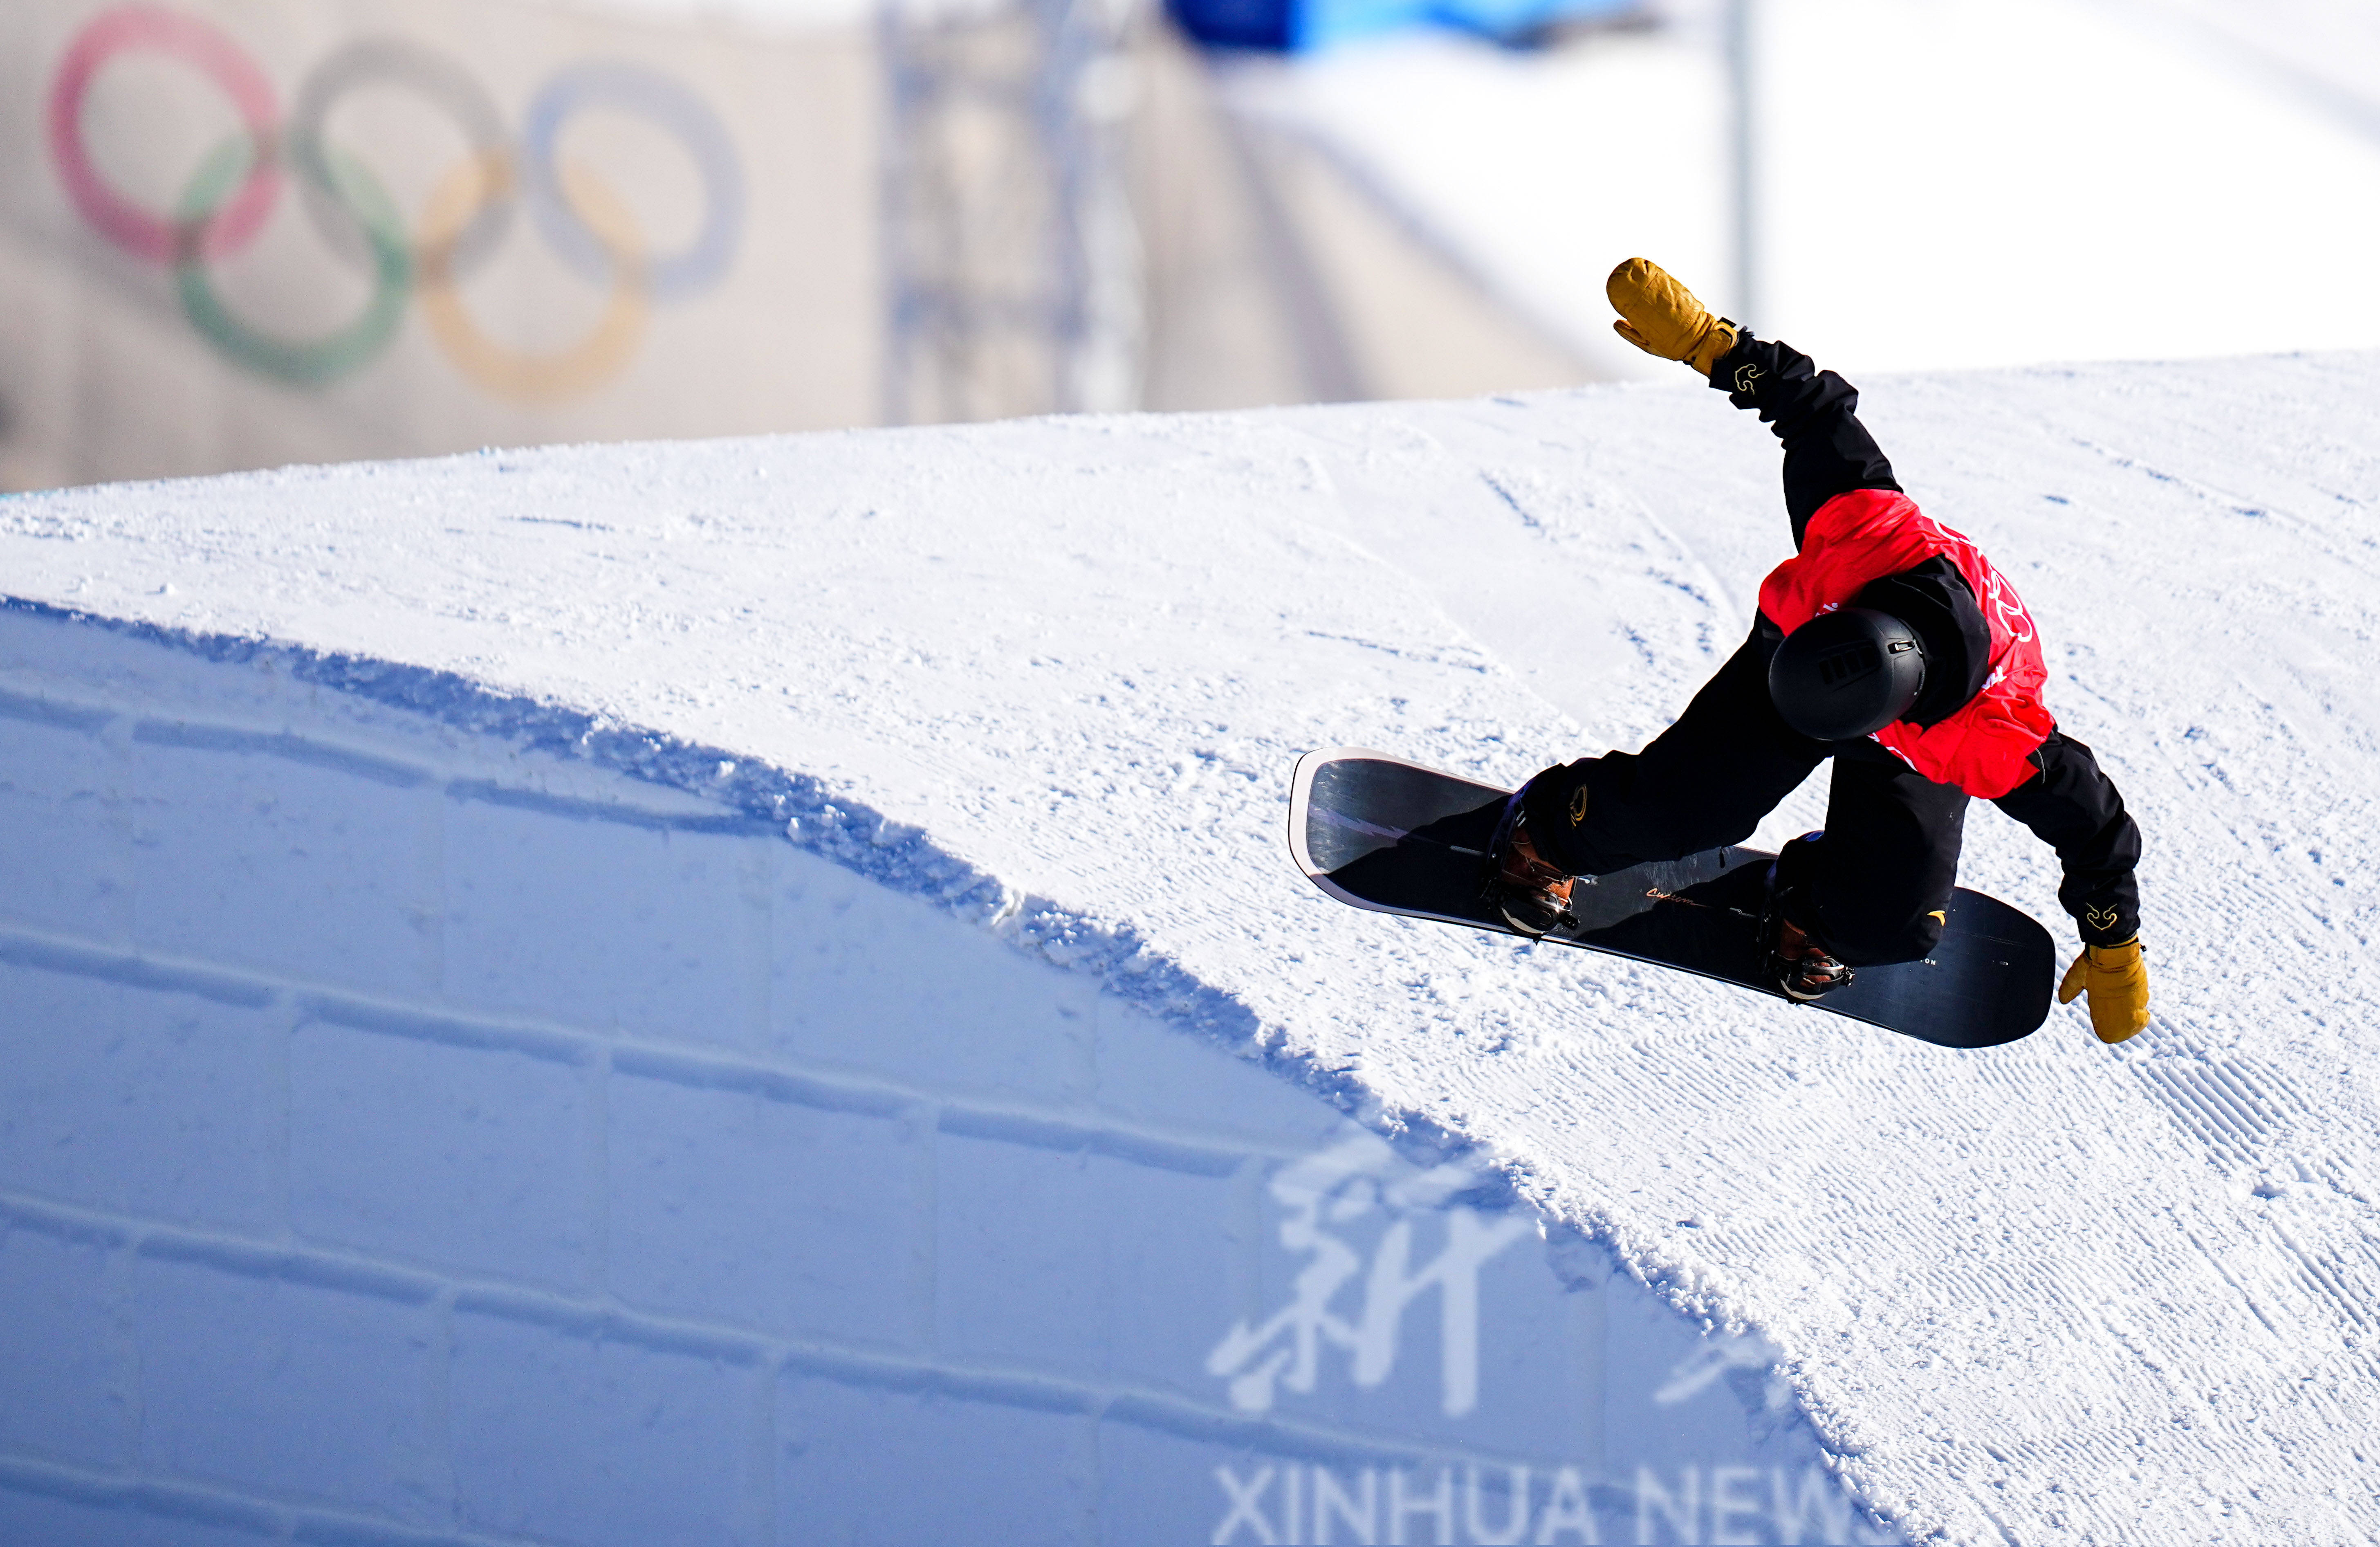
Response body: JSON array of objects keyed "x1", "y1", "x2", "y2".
[{"x1": 0, "y1": 0, "x2": 879, "y2": 487}]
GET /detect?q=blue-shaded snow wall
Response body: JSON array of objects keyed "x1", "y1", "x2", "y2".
[{"x1": 0, "y1": 606, "x2": 1893, "y2": 1546}]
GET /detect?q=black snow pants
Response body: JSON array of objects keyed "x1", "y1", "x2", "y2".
[{"x1": 1524, "y1": 617, "x2": 1965, "y2": 966}]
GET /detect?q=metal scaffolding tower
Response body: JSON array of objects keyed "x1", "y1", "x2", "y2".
[{"x1": 880, "y1": 0, "x2": 1144, "y2": 425}]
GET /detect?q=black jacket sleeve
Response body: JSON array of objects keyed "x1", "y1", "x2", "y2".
[
  {"x1": 1993, "y1": 732, "x2": 2144, "y2": 948},
  {"x1": 1708, "y1": 332, "x2": 1899, "y2": 548},
  {"x1": 1708, "y1": 335, "x2": 1991, "y2": 727}
]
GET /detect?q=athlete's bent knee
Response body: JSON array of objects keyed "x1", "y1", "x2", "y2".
[{"x1": 1817, "y1": 898, "x2": 1948, "y2": 968}]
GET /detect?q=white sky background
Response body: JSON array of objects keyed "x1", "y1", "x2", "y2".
[{"x1": 1226, "y1": 0, "x2": 2380, "y2": 374}]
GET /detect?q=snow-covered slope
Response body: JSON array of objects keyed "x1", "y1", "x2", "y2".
[
  {"x1": 8, "y1": 606, "x2": 1868, "y2": 1547},
  {"x1": 4, "y1": 348, "x2": 2377, "y2": 1543}
]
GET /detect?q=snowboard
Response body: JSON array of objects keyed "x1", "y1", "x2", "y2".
[{"x1": 1287, "y1": 748, "x2": 2056, "y2": 1049}]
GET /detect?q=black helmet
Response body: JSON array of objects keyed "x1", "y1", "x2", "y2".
[{"x1": 1768, "y1": 607, "x2": 1926, "y2": 741}]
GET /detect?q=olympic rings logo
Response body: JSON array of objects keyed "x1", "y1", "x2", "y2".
[{"x1": 47, "y1": 6, "x2": 745, "y2": 399}]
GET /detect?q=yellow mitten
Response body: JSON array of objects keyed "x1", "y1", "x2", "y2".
[
  {"x1": 2058, "y1": 936, "x2": 2151, "y2": 1044},
  {"x1": 1606, "y1": 258, "x2": 1737, "y2": 376}
]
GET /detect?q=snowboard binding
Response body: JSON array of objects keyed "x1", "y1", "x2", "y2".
[
  {"x1": 1481, "y1": 789, "x2": 1579, "y2": 939},
  {"x1": 1762, "y1": 833, "x2": 1855, "y2": 1001}
]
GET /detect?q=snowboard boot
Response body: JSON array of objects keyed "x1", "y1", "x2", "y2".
[
  {"x1": 1481, "y1": 790, "x2": 1578, "y2": 939},
  {"x1": 1763, "y1": 833, "x2": 1854, "y2": 1001}
]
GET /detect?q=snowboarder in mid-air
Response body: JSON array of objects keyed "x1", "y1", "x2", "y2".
[{"x1": 1486, "y1": 259, "x2": 2151, "y2": 1042}]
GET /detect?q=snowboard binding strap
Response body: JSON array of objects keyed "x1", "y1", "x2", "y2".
[
  {"x1": 1480, "y1": 792, "x2": 1579, "y2": 939},
  {"x1": 1761, "y1": 835, "x2": 1856, "y2": 1001}
]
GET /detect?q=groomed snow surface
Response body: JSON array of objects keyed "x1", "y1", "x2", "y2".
[{"x1": 1, "y1": 348, "x2": 2376, "y2": 1543}]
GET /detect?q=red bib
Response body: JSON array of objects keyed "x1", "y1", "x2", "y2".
[{"x1": 1758, "y1": 488, "x2": 2053, "y2": 799}]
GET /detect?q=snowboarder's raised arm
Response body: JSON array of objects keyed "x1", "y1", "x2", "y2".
[
  {"x1": 1605, "y1": 257, "x2": 1897, "y2": 547},
  {"x1": 1708, "y1": 337, "x2": 1899, "y2": 548}
]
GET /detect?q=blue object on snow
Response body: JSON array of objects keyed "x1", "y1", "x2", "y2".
[{"x1": 1169, "y1": 0, "x2": 1638, "y2": 52}]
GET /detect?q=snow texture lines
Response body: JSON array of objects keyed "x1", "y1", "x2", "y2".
[{"x1": 2, "y1": 352, "x2": 2379, "y2": 1542}]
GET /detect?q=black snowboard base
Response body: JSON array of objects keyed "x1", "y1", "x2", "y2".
[{"x1": 1288, "y1": 748, "x2": 2055, "y2": 1049}]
